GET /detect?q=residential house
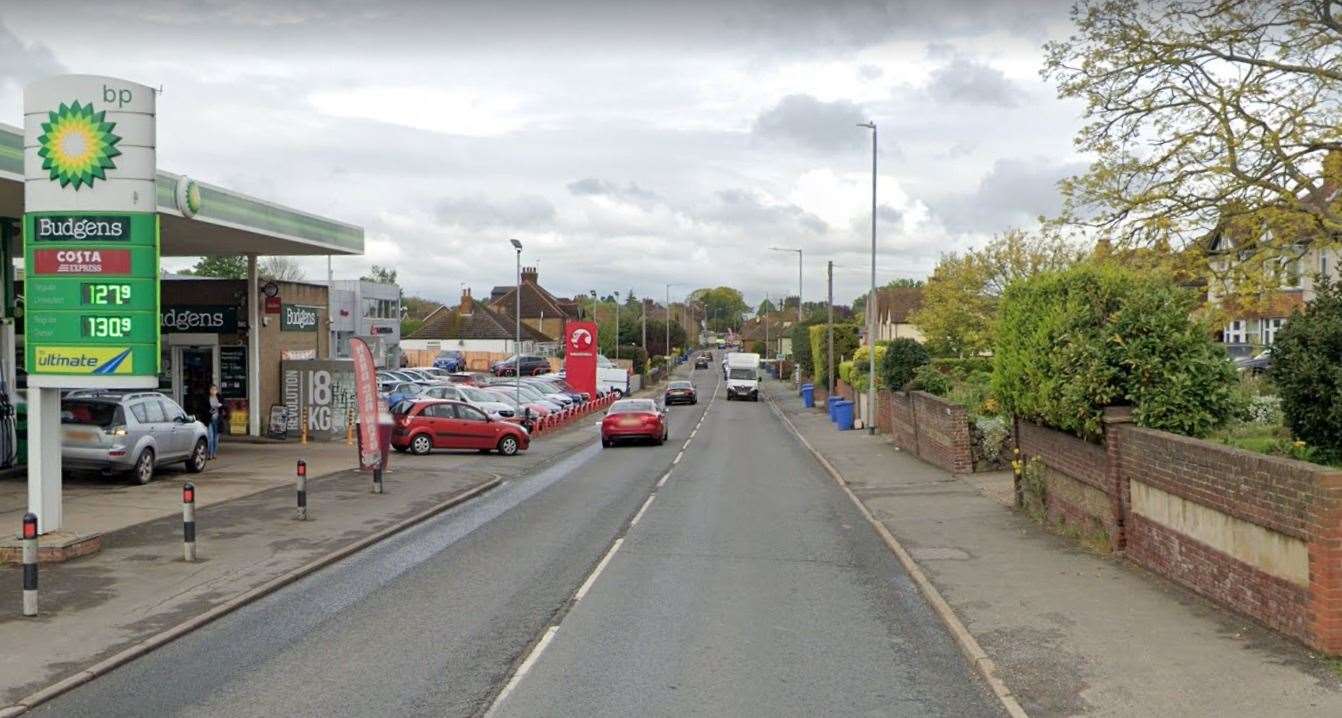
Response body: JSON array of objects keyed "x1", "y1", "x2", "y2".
[
  {"x1": 402, "y1": 288, "x2": 551, "y2": 354},
  {"x1": 869, "y1": 287, "x2": 925, "y2": 343},
  {"x1": 489, "y1": 267, "x2": 579, "y2": 340}
]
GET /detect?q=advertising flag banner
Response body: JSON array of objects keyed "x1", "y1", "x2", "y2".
[
  {"x1": 350, "y1": 337, "x2": 382, "y2": 471},
  {"x1": 564, "y1": 321, "x2": 598, "y2": 399}
]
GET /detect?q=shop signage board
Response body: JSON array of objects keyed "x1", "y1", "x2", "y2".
[
  {"x1": 219, "y1": 345, "x2": 247, "y2": 399},
  {"x1": 563, "y1": 321, "x2": 598, "y2": 399},
  {"x1": 280, "y1": 359, "x2": 356, "y2": 441},
  {"x1": 23, "y1": 76, "x2": 160, "y2": 388},
  {"x1": 281, "y1": 304, "x2": 319, "y2": 331},
  {"x1": 161, "y1": 305, "x2": 239, "y2": 334}
]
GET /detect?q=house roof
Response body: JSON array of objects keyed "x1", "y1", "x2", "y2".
[
  {"x1": 408, "y1": 293, "x2": 553, "y2": 342},
  {"x1": 874, "y1": 287, "x2": 924, "y2": 324},
  {"x1": 489, "y1": 268, "x2": 578, "y2": 321}
]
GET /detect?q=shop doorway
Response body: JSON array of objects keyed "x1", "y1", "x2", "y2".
[{"x1": 173, "y1": 345, "x2": 218, "y2": 421}]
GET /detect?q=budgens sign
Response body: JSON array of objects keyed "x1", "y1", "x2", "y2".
[
  {"x1": 23, "y1": 75, "x2": 160, "y2": 388},
  {"x1": 281, "y1": 304, "x2": 320, "y2": 332}
]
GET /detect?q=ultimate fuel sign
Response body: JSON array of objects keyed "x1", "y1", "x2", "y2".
[{"x1": 23, "y1": 76, "x2": 160, "y2": 387}]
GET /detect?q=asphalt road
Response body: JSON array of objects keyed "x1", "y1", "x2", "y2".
[{"x1": 32, "y1": 367, "x2": 1001, "y2": 717}]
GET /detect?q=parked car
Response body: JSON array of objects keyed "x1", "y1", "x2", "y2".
[
  {"x1": 391, "y1": 399, "x2": 530, "y2": 456},
  {"x1": 61, "y1": 392, "x2": 208, "y2": 484},
  {"x1": 421, "y1": 384, "x2": 517, "y2": 420},
  {"x1": 433, "y1": 350, "x2": 466, "y2": 371},
  {"x1": 491, "y1": 354, "x2": 552, "y2": 376},
  {"x1": 533, "y1": 375, "x2": 590, "y2": 402},
  {"x1": 480, "y1": 388, "x2": 550, "y2": 425},
  {"x1": 447, "y1": 371, "x2": 492, "y2": 386},
  {"x1": 518, "y1": 378, "x2": 578, "y2": 406},
  {"x1": 664, "y1": 380, "x2": 698, "y2": 405},
  {"x1": 595, "y1": 354, "x2": 630, "y2": 396},
  {"x1": 488, "y1": 382, "x2": 566, "y2": 413},
  {"x1": 694, "y1": 355, "x2": 710, "y2": 369},
  {"x1": 1235, "y1": 349, "x2": 1273, "y2": 374},
  {"x1": 400, "y1": 368, "x2": 445, "y2": 384},
  {"x1": 383, "y1": 381, "x2": 423, "y2": 412},
  {"x1": 601, "y1": 398, "x2": 668, "y2": 447}
]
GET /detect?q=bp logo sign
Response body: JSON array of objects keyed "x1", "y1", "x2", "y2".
[{"x1": 37, "y1": 101, "x2": 122, "y2": 189}]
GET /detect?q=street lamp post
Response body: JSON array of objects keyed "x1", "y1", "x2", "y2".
[
  {"x1": 510, "y1": 239, "x2": 523, "y2": 411},
  {"x1": 858, "y1": 121, "x2": 877, "y2": 435},
  {"x1": 771, "y1": 247, "x2": 803, "y2": 326},
  {"x1": 665, "y1": 282, "x2": 679, "y2": 362},
  {"x1": 827, "y1": 260, "x2": 835, "y2": 394},
  {"x1": 614, "y1": 291, "x2": 621, "y2": 361}
]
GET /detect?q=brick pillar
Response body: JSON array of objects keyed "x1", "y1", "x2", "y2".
[
  {"x1": 1011, "y1": 416, "x2": 1023, "y2": 508},
  {"x1": 1309, "y1": 473, "x2": 1342, "y2": 653},
  {"x1": 1101, "y1": 406, "x2": 1133, "y2": 550}
]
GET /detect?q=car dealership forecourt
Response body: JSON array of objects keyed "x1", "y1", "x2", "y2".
[{"x1": 0, "y1": 74, "x2": 364, "y2": 535}]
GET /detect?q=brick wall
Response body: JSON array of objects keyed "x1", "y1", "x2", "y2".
[
  {"x1": 1016, "y1": 412, "x2": 1342, "y2": 654},
  {"x1": 886, "y1": 391, "x2": 973, "y2": 474},
  {"x1": 875, "y1": 389, "x2": 893, "y2": 434}
]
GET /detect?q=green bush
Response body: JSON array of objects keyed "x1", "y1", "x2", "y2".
[
  {"x1": 849, "y1": 344, "x2": 888, "y2": 392},
  {"x1": 838, "y1": 360, "x2": 855, "y2": 386},
  {"x1": 993, "y1": 262, "x2": 1239, "y2": 441},
  {"x1": 907, "y1": 364, "x2": 951, "y2": 395},
  {"x1": 881, "y1": 338, "x2": 929, "y2": 390},
  {"x1": 809, "y1": 323, "x2": 860, "y2": 390},
  {"x1": 930, "y1": 356, "x2": 992, "y2": 379},
  {"x1": 1272, "y1": 278, "x2": 1342, "y2": 460},
  {"x1": 790, "y1": 321, "x2": 816, "y2": 378}
]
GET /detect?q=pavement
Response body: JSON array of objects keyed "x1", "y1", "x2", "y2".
[
  {"x1": 0, "y1": 439, "x2": 357, "y2": 539},
  {"x1": 768, "y1": 377, "x2": 1342, "y2": 717},
  {"x1": 25, "y1": 366, "x2": 1003, "y2": 717},
  {"x1": 0, "y1": 396, "x2": 606, "y2": 711}
]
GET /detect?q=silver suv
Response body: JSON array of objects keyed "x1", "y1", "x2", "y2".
[{"x1": 61, "y1": 391, "x2": 209, "y2": 484}]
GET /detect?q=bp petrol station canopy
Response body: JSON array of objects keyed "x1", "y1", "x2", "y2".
[{"x1": 0, "y1": 122, "x2": 363, "y2": 256}]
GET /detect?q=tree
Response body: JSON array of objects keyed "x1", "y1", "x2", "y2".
[
  {"x1": 689, "y1": 287, "x2": 749, "y2": 332},
  {"x1": 757, "y1": 297, "x2": 777, "y2": 315},
  {"x1": 913, "y1": 229, "x2": 1085, "y2": 357},
  {"x1": 363, "y1": 265, "x2": 397, "y2": 284},
  {"x1": 1270, "y1": 277, "x2": 1342, "y2": 461},
  {"x1": 259, "y1": 256, "x2": 305, "y2": 282},
  {"x1": 880, "y1": 338, "x2": 930, "y2": 391},
  {"x1": 185, "y1": 256, "x2": 246, "y2": 279},
  {"x1": 1044, "y1": 1, "x2": 1342, "y2": 277},
  {"x1": 852, "y1": 278, "x2": 925, "y2": 317}
]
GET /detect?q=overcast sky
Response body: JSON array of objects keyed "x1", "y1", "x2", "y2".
[{"x1": 0, "y1": 0, "x2": 1086, "y2": 308}]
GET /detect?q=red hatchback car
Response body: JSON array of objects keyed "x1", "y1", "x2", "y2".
[
  {"x1": 392, "y1": 399, "x2": 530, "y2": 456},
  {"x1": 601, "y1": 398, "x2": 668, "y2": 448}
]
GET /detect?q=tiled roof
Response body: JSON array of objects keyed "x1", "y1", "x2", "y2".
[
  {"x1": 874, "y1": 287, "x2": 924, "y2": 324},
  {"x1": 489, "y1": 281, "x2": 577, "y2": 321},
  {"x1": 408, "y1": 295, "x2": 552, "y2": 341}
]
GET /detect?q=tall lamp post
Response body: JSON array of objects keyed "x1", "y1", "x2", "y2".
[
  {"x1": 858, "y1": 121, "x2": 877, "y2": 435},
  {"x1": 665, "y1": 282, "x2": 679, "y2": 362},
  {"x1": 613, "y1": 291, "x2": 621, "y2": 361},
  {"x1": 771, "y1": 247, "x2": 803, "y2": 326},
  {"x1": 510, "y1": 238, "x2": 523, "y2": 411}
]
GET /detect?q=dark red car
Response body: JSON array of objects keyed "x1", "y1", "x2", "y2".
[
  {"x1": 601, "y1": 398, "x2": 668, "y2": 447},
  {"x1": 392, "y1": 399, "x2": 530, "y2": 456},
  {"x1": 664, "y1": 380, "x2": 697, "y2": 405}
]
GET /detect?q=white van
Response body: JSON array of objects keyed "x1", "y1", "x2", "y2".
[
  {"x1": 725, "y1": 352, "x2": 761, "y2": 401},
  {"x1": 596, "y1": 354, "x2": 631, "y2": 396}
]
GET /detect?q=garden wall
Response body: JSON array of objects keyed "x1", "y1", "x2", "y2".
[
  {"x1": 1016, "y1": 412, "x2": 1342, "y2": 654},
  {"x1": 887, "y1": 391, "x2": 973, "y2": 474}
]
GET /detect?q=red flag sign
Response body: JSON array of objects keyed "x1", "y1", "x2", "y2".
[{"x1": 350, "y1": 337, "x2": 382, "y2": 471}]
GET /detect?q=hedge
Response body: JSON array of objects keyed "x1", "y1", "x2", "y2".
[
  {"x1": 993, "y1": 262, "x2": 1239, "y2": 441},
  {"x1": 808, "y1": 323, "x2": 860, "y2": 390},
  {"x1": 1272, "y1": 278, "x2": 1342, "y2": 460}
]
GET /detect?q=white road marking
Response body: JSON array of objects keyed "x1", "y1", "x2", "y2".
[
  {"x1": 485, "y1": 625, "x2": 559, "y2": 715},
  {"x1": 657, "y1": 472, "x2": 670, "y2": 488},
  {"x1": 682, "y1": 440, "x2": 692, "y2": 450},
  {"x1": 574, "y1": 537, "x2": 624, "y2": 601},
  {"x1": 630, "y1": 495, "x2": 655, "y2": 526},
  {"x1": 673, "y1": 451, "x2": 683, "y2": 465}
]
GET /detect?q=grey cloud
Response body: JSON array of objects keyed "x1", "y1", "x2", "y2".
[
  {"x1": 0, "y1": 23, "x2": 63, "y2": 87},
  {"x1": 566, "y1": 177, "x2": 659, "y2": 202},
  {"x1": 702, "y1": 188, "x2": 830, "y2": 236},
  {"x1": 434, "y1": 194, "x2": 556, "y2": 230},
  {"x1": 927, "y1": 57, "x2": 1025, "y2": 108},
  {"x1": 932, "y1": 158, "x2": 1088, "y2": 233},
  {"x1": 858, "y1": 64, "x2": 883, "y2": 80},
  {"x1": 753, "y1": 94, "x2": 868, "y2": 152}
]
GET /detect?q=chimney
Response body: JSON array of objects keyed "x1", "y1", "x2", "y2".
[
  {"x1": 459, "y1": 287, "x2": 473, "y2": 315},
  {"x1": 521, "y1": 266, "x2": 538, "y2": 284}
]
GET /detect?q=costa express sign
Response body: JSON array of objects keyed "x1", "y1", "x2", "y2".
[{"x1": 563, "y1": 321, "x2": 597, "y2": 399}]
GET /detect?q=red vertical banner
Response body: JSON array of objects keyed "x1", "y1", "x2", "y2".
[
  {"x1": 351, "y1": 337, "x2": 382, "y2": 471},
  {"x1": 564, "y1": 321, "x2": 598, "y2": 399}
]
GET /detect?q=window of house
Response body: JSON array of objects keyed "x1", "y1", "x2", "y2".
[
  {"x1": 1283, "y1": 256, "x2": 1302, "y2": 287},
  {"x1": 1225, "y1": 320, "x2": 1245, "y2": 344},
  {"x1": 1263, "y1": 318, "x2": 1286, "y2": 345}
]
